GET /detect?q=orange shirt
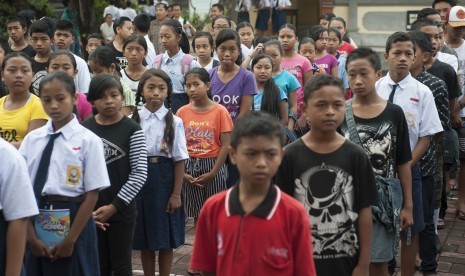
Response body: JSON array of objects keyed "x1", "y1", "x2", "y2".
[{"x1": 177, "y1": 103, "x2": 233, "y2": 158}]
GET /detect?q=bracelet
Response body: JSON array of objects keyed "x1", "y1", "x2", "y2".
[{"x1": 171, "y1": 194, "x2": 181, "y2": 199}]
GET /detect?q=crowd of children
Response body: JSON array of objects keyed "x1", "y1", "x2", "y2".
[{"x1": 0, "y1": 0, "x2": 464, "y2": 275}]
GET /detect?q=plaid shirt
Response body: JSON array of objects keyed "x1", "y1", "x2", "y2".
[{"x1": 148, "y1": 17, "x2": 169, "y2": 54}]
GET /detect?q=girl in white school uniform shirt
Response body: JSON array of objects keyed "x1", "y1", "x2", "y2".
[
  {"x1": 131, "y1": 69, "x2": 189, "y2": 276},
  {"x1": 155, "y1": 19, "x2": 199, "y2": 114},
  {"x1": 19, "y1": 72, "x2": 111, "y2": 276}
]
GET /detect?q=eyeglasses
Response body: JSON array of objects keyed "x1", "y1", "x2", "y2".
[{"x1": 213, "y1": 25, "x2": 230, "y2": 30}]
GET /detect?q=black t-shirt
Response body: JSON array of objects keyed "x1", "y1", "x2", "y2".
[
  {"x1": 107, "y1": 42, "x2": 128, "y2": 70},
  {"x1": 427, "y1": 59, "x2": 461, "y2": 100},
  {"x1": 82, "y1": 116, "x2": 147, "y2": 222},
  {"x1": 339, "y1": 102, "x2": 412, "y2": 178},
  {"x1": 31, "y1": 59, "x2": 48, "y2": 95},
  {"x1": 276, "y1": 139, "x2": 378, "y2": 276},
  {"x1": 106, "y1": 42, "x2": 147, "y2": 70},
  {"x1": 10, "y1": 44, "x2": 36, "y2": 58}
]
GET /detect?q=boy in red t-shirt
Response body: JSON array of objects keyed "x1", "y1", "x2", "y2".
[{"x1": 190, "y1": 111, "x2": 316, "y2": 276}]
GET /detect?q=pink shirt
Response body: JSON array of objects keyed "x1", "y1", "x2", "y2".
[
  {"x1": 280, "y1": 54, "x2": 312, "y2": 117},
  {"x1": 76, "y1": 92, "x2": 92, "y2": 122}
]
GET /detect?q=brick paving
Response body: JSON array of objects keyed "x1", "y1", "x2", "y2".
[{"x1": 132, "y1": 191, "x2": 465, "y2": 276}]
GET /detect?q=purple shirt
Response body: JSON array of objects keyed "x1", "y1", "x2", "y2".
[
  {"x1": 209, "y1": 67, "x2": 257, "y2": 121},
  {"x1": 315, "y1": 53, "x2": 339, "y2": 73}
]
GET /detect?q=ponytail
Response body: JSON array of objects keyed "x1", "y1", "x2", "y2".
[{"x1": 261, "y1": 77, "x2": 281, "y2": 118}]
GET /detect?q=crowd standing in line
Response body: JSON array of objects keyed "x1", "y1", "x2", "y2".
[{"x1": 1, "y1": 0, "x2": 465, "y2": 276}]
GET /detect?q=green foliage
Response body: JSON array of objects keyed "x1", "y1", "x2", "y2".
[
  {"x1": 182, "y1": 11, "x2": 211, "y2": 31},
  {"x1": 0, "y1": 0, "x2": 55, "y2": 36}
]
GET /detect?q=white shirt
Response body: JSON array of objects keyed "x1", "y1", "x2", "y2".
[
  {"x1": 272, "y1": 0, "x2": 292, "y2": 7},
  {"x1": 235, "y1": 0, "x2": 252, "y2": 12},
  {"x1": 103, "y1": 5, "x2": 120, "y2": 20},
  {"x1": 73, "y1": 54, "x2": 91, "y2": 94},
  {"x1": 144, "y1": 34, "x2": 156, "y2": 68},
  {"x1": 376, "y1": 73, "x2": 443, "y2": 151},
  {"x1": 450, "y1": 41, "x2": 465, "y2": 116},
  {"x1": 139, "y1": 105, "x2": 189, "y2": 161},
  {"x1": 19, "y1": 117, "x2": 111, "y2": 197},
  {"x1": 201, "y1": 58, "x2": 219, "y2": 70},
  {"x1": 121, "y1": 8, "x2": 137, "y2": 21},
  {"x1": 100, "y1": 22, "x2": 115, "y2": 42},
  {"x1": 120, "y1": 69, "x2": 139, "y2": 96},
  {"x1": 437, "y1": 51, "x2": 459, "y2": 72},
  {"x1": 159, "y1": 50, "x2": 200, "y2": 94},
  {"x1": 0, "y1": 139, "x2": 38, "y2": 221}
]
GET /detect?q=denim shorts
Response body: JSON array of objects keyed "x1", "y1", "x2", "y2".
[{"x1": 371, "y1": 220, "x2": 396, "y2": 263}]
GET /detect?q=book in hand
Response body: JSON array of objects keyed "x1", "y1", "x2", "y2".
[{"x1": 35, "y1": 209, "x2": 70, "y2": 249}]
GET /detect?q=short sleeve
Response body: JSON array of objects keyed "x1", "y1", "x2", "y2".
[
  {"x1": 301, "y1": 56, "x2": 312, "y2": 74},
  {"x1": 172, "y1": 116, "x2": 189, "y2": 161},
  {"x1": 445, "y1": 65, "x2": 461, "y2": 99},
  {"x1": 76, "y1": 93, "x2": 92, "y2": 121},
  {"x1": 0, "y1": 141, "x2": 39, "y2": 221},
  {"x1": 394, "y1": 105, "x2": 413, "y2": 165},
  {"x1": 329, "y1": 55, "x2": 339, "y2": 71},
  {"x1": 241, "y1": 69, "x2": 258, "y2": 96},
  {"x1": 30, "y1": 96, "x2": 49, "y2": 121},
  {"x1": 82, "y1": 135, "x2": 111, "y2": 191},
  {"x1": 287, "y1": 73, "x2": 301, "y2": 92},
  {"x1": 276, "y1": 142, "x2": 297, "y2": 196},
  {"x1": 219, "y1": 106, "x2": 233, "y2": 133},
  {"x1": 419, "y1": 88, "x2": 443, "y2": 137},
  {"x1": 279, "y1": 88, "x2": 288, "y2": 101}
]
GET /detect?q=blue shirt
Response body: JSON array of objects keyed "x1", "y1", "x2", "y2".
[{"x1": 253, "y1": 87, "x2": 288, "y2": 115}]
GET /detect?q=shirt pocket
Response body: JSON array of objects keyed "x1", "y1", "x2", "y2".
[
  {"x1": 63, "y1": 157, "x2": 83, "y2": 188},
  {"x1": 261, "y1": 253, "x2": 292, "y2": 272}
]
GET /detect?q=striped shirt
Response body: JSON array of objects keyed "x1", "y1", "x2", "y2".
[
  {"x1": 82, "y1": 116, "x2": 147, "y2": 221},
  {"x1": 415, "y1": 70, "x2": 450, "y2": 177}
]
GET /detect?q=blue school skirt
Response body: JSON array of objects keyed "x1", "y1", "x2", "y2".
[
  {"x1": 272, "y1": 8, "x2": 287, "y2": 33},
  {"x1": 25, "y1": 200, "x2": 99, "y2": 276},
  {"x1": 133, "y1": 161, "x2": 185, "y2": 251},
  {"x1": 256, "y1": 10, "x2": 271, "y2": 31}
]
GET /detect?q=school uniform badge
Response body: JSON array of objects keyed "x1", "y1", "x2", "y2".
[{"x1": 67, "y1": 166, "x2": 81, "y2": 185}]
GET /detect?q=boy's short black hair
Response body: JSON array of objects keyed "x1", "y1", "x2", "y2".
[
  {"x1": 170, "y1": 3, "x2": 182, "y2": 10},
  {"x1": 29, "y1": 20, "x2": 54, "y2": 39},
  {"x1": 113, "y1": 16, "x2": 132, "y2": 34},
  {"x1": 212, "y1": 3, "x2": 224, "y2": 12},
  {"x1": 408, "y1": 30, "x2": 433, "y2": 54},
  {"x1": 431, "y1": 0, "x2": 457, "y2": 8},
  {"x1": 6, "y1": 15, "x2": 27, "y2": 28},
  {"x1": 303, "y1": 74, "x2": 344, "y2": 103},
  {"x1": 385, "y1": 32, "x2": 416, "y2": 54},
  {"x1": 417, "y1": 8, "x2": 441, "y2": 20},
  {"x1": 87, "y1": 33, "x2": 105, "y2": 46},
  {"x1": 54, "y1": 19, "x2": 74, "y2": 35},
  {"x1": 411, "y1": 18, "x2": 439, "y2": 31},
  {"x1": 230, "y1": 111, "x2": 286, "y2": 149},
  {"x1": 346, "y1": 47, "x2": 382, "y2": 72},
  {"x1": 134, "y1": 14, "x2": 151, "y2": 33}
]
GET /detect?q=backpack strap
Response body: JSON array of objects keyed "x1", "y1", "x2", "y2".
[
  {"x1": 212, "y1": 59, "x2": 220, "y2": 68},
  {"x1": 181, "y1": 54, "x2": 194, "y2": 75},
  {"x1": 154, "y1": 54, "x2": 163, "y2": 70}
]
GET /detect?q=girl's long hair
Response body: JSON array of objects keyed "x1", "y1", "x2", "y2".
[
  {"x1": 133, "y1": 69, "x2": 175, "y2": 149},
  {"x1": 251, "y1": 54, "x2": 281, "y2": 119}
]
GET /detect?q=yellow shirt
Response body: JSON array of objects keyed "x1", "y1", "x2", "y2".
[{"x1": 0, "y1": 94, "x2": 48, "y2": 142}]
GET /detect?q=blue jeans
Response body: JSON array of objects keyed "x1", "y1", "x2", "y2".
[{"x1": 420, "y1": 175, "x2": 438, "y2": 272}]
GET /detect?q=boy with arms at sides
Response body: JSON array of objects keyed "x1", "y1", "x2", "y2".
[
  {"x1": 7, "y1": 15, "x2": 36, "y2": 58},
  {"x1": 409, "y1": 30, "x2": 450, "y2": 274},
  {"x1": 375, "y1": 31, "x2": 443, "y2": 276},
  {"x1": 338, "y1": 47, "x2": 413, "y2": 276},
  {"x1": 276, "y1": 74, "x2": 378, "y2": 276},
  {"x1": 190, "y1": 111, "x2": 316, "y2": 276},
  {"x1": 29, "y1": 19, "x2": 54, "y2": 95},
  {"x1": 53, "y1": 20, "x2": 91, "y2": 94}
]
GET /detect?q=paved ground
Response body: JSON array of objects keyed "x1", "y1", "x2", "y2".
[{"x1": 132, "y1": 191, "x2": 465, "y2": 276}]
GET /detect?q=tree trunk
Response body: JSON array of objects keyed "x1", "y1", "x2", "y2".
[{"x1": 72, "y1": 0, "x2": 99, "y2": 37}]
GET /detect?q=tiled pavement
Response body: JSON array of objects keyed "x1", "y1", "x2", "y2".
[{"x1": 132, "y1": 191, "x2": 465, "y2": 276}]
